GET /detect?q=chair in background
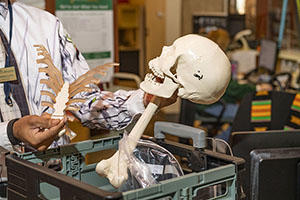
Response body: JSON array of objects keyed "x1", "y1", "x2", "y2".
[
  {"x1": 179, "y1": 78, "x2": 255, "y2": 138},
  {"x1": 179, "y1": 99, "x2": 232, "y2": 137},
  {"x1": 102, "y1": 72, "x2": 141, "y2": 92},
  {"x1": 250, "y1": 147, "x2": 300, "y2": 200},
  {"x1": 180, "y1": 99, "x2": 237, "y2": 134},
  {"x1": 230, "y1": 90, "x2": 300, "y2": 199},
  {"x1": 231, "y1": 90, "x2": 296, "y2": 132},
  {"x1": 230, "y1": 130, "x2": 300, "y2": 200}
]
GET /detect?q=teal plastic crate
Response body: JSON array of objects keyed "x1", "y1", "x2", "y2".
[{"x1": 5, "y1": 123, "x2": 244, "y2": 199}]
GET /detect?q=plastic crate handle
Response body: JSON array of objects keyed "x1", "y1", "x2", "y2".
[{"x1": 154, "y1": 121, "x2": 206, "y2": 149}]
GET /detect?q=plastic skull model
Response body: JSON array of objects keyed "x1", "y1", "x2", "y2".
[{"x1": 140, "y1": 34, "x2": 231, "y2": 104}]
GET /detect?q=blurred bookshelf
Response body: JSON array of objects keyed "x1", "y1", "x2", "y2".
[{"x1": 118, "y1": 4, "x2": 146, "y2": 77}]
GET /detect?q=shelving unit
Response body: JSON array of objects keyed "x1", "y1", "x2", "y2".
[{"x1": 118, "y1": 4, "x2": 146, "y2": 77}]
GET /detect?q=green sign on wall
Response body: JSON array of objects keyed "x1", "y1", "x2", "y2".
[
  {"x1": 56, "y1": 0, "x2": 115, "y2": 82},
  {"x1": 56, "y1": 0, "x2": 113, "y2": 11}
]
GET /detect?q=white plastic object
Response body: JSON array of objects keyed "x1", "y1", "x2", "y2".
[
  {"x1": 96, "y1": 97, "x2": 160, "y2": 188},
  {"x1": 140, "y1": 34, "x2": 231, "y2": 105},
  {"x1": 35, "y1": 44, "x2": 117, "y2": 138}
]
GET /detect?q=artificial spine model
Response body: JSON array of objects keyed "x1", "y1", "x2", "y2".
[{"x1": 35, "y1": 44, "x2": 116, "y2": 136}]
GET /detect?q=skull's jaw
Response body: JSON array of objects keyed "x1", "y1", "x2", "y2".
[{"x1": 140, "y1": 74, "x2": 179, "y2": 98}]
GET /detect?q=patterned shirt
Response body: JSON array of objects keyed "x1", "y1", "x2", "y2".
[{"x1": 0, "y1": 1, "x2": 145, "y2": 150}]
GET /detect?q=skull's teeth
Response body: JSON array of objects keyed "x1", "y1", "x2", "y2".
[
  {"x1": 146, "y1": 73, "x2": 154, "y2": 79},
  {"x1": 145, "y1": 73, "x2": 154, "y2": 81},
  {"x1": 145, "y1": 73, "x2": 161, "y2": 85},
  {"x1": 152, "y1": 81, "x2": 160, "y2": 85},
  {"x1": 153, "y1": 70, "x2": 159, "y2": 77},
  {"x1": 149, "y1": 64, "x2": 154, "y2": 71},
  {"x1": 155, "y1": 71, "x2": 164, "y2": 78},
  {"x1": 158, "y1": 73, "x2": 164, "y2": 78},
  {"x1": 149, "y1": 65, "x2": 164, "y2": 78}
]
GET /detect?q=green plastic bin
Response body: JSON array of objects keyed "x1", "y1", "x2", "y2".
[{"x1": 5, "y1": 123, "x2": 244, "y2": 199}]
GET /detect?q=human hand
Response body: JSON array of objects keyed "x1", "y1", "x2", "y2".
[
  {"x1": 143, "y1": 91, "x2": 178, "y2": 109},
  {"x1": 13, "y1": 113, "x2": 66, "y2": 151}
]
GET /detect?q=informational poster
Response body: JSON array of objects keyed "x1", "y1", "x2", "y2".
[{"x1": 56, "y1": 0, "x2": 114, "y2": 82}]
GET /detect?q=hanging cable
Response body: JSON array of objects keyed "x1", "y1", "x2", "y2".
[{"x1": 206, "y1": 137, "x2": 233, "y2": 156}]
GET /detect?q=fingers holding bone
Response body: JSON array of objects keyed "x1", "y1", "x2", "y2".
[{"x1": 35, "y1": 46, "x2": 120, "y2": 139}]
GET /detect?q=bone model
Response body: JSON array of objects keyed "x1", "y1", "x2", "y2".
[
  {"x1": 35, "y1": 45, "x2": 115, "y2": 136},
  {"x1": 96, "y1": 96, "x2": 161, "y2": 188},
  {"x1": 96, "y1": 34, "x2": 231, "y2": 188}
]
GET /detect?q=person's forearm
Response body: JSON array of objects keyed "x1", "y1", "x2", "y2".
[
  {"x1": 74, "y1": 89, "x2": 145, "y2": 131},
  {"x1": 56, "y1": 19, "x2": 146, "y2": 130}
]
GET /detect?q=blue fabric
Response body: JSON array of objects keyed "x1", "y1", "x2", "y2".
[
  {"x1": 216, "y1": 126, "x2": 232, "y2": 142},
  {"x1": 204, "y1": 103, "x2": 239, "y2": 119},
  {"x1": 204, "y1": 103, "x2": 238, "y2": 142}
]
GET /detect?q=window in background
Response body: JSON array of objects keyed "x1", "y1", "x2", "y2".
[{"x1": 236, "y1": 0, "x2": 246, "y2": 15}]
